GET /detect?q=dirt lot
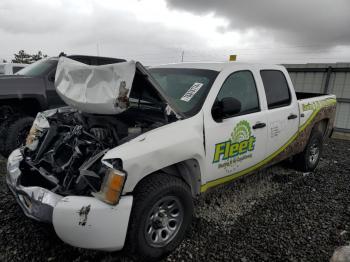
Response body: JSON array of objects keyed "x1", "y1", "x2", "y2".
[{"x1": 1, "y1": 138, "x2": 350, "y2": 262}]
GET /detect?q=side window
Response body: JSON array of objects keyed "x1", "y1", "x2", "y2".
[
  {"x1": 12, "y1": 66, "x2": 24, "y2": 74},
  {"x1": 215, "y1": 70, "x2": 260, "y2": 116},
  {"x1": 260, "y1": 70, "x2": 291, "y2": 109}
]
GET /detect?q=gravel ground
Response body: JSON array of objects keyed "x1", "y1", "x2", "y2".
[{"x1": 1, "y1": 138, "x2": 350, "y2": 262}]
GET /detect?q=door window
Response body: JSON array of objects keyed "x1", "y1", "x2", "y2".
[
  {"x1": 215, "y1": 70, "x2": 260, "y2": 117},
  {"x1": 12, "y1": 66, "x2": 24, "y2": 74},
  {"x1": 260, "y1": 70, "x2": 291, "y2": 109}
]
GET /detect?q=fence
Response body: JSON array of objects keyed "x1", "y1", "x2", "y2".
[{"x1": 284, "y1": 63, "x2": 350, "y2": 134}]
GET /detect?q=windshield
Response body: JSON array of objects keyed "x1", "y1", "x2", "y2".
[
  {"x1": 149, "y1": 68, "x2": 219, "y2": 117},
  {"x1": 16, "y1": 58, "x2": 57, "y2": 77}
]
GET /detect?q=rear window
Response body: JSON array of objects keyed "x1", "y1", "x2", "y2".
[{"x1": 260, "y1": 70, "x2": 291, "y2": 109}]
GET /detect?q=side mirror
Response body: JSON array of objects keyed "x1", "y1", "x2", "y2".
[{"x1": 212, "y1": 97, "x2": 241, "y2": 122}]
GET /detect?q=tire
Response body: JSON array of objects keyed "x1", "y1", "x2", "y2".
[
  {"x1": 294, "y1": 130, "x2": 323, "y2": 172},
  {"x1": 3, "y1": 117, "x2": 34, "y2": 157},
  {"x1": 124, "y1": 173, "x2": 194, "y2": 262},
  {"x1": 0, "y1": 118, "x2": 16, "y2": 157}
]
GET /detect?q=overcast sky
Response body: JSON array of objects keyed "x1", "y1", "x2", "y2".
[{"x1": 1, "y1": 0, "x2": 350, "y2": 65}]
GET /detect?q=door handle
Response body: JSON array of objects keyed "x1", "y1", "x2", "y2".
[
  {"x1": 288, "y1": 114, "x2": 298, "y2": 120},
  {"x1": 253, "y1": 122, "x2": 266, "y2": 129}
]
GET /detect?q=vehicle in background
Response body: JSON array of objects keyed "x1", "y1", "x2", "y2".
[
  {"x1": 7, "y1": 61, "x2": 336, "y2": 261},
  {"x1": 0, "y1": 63, "x2": 27, "y2": 75},
  {"x1": 0, "y1": 54, "x2": 125, "y2": 157}
]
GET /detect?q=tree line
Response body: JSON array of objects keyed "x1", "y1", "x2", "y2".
[{"x1": 2, "y1": 50, "x2": 48, "y2": 64}]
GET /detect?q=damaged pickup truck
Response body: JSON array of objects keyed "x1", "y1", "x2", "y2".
[{"x1": 7, "y1": 58, "x2": 336, "y2": 261}]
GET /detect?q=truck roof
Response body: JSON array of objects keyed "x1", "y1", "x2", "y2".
[
  {"x1": 0, "y1": 63, "x2": 27, "y2": 67},
  {"x1": 151, "y1": 62, "x2": 285, "y2": 72}
]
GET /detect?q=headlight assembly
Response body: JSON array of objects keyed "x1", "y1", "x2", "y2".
[{"x1": 92, "y1": 168, "x2": 126, "y2": 205}]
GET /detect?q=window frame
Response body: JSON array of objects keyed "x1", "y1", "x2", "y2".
[
  {"x1": 260, "y1": 69, "x2": 292, "y2": 110},
  {"x1": 212, "y1": 70, "x2": 261, "y2": 121}
]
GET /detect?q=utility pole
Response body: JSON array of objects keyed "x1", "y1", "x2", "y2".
[
  {"x1": 181, "y1": 50, "x2": 184, "y2": 62},
  {"x1": 96, "y1": 42, "x2": 100, "y2": 56}
]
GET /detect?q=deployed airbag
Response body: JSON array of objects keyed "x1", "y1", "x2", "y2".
[{"x1": 55, "y1": 57, "x2": 136, "y2": 114}]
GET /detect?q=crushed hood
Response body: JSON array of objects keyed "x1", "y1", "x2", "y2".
[{"x1": 55, "y1": 57, "x2": 180, "y2": 116}]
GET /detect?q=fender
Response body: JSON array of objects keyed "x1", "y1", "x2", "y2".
[{"x1": 102, "y1": 112, "x2": 206, "y2": 194}]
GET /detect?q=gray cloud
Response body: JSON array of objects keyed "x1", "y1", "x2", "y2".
[
  {"x1": 0, "y1": 0, "x2": 218, "y2": 64},
  {"x1": 0, "y1": 0, "x2": 349, "y2": 64},
  {"x1": 166, "y1": 0, "x2": 350, "y2": 48}
]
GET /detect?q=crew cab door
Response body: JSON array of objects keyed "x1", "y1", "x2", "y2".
[
  {"x1": 260, "y1": 70, "x2": 299, "y2": 158},
  {"x1": 203, "y1": 70, "x2": 268, "y2": 189}
]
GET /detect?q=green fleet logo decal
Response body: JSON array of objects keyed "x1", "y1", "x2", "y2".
[{"x1": 213, "y1": 120, "x2": 256, "y2": 169}]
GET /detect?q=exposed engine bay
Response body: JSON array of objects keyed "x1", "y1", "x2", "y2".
[
  {"x1": 15, "y1": 58, "x2": 181, "y2": 203},
  {"x1": 20, "y1": 106, "x2": 171, "y2": 197}
]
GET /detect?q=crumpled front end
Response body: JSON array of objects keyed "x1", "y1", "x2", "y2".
[
  {"x1": 6, "y1": 106, "x2": 126, "y2": 221},
  {"x1": 6, "y1": 102, "x2": 170, "y2": 250},
  {"x1": 7, "y1": 149, "x2": 63, "y2": 222},
  {"x1": 6, "y1": 148, "x2": 133, "y2": 251}
]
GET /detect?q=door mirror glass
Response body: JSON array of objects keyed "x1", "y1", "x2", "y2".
[
  {"x1": 212, "y1": 97, "x2": 241, "y2": 122},
  {"x1": 222, "y1": 97, "x2": 241, "y2": 116}
]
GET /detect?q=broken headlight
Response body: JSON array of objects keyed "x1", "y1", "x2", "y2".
[
  {"x1": 25, "y1": 111, "x2": 51, "y2": 150},
  {"x1": 92, "y1": 168, "x2": 126, "y2": 205},
  {"x1": 25, "y1": 124, "x2": 40, "y2": 147}
]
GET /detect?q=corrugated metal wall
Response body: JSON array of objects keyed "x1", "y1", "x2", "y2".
[{"x1": 284, "y1": 63, "x2": 350, "y2": 132}]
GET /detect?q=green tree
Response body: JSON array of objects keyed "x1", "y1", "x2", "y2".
[
  {"x1": 12, "y1": 50, "x2": 32, "y2": 64},
  {"x1": 12, "y1": 50, "x2": 48, "y2": 64},
  {"x1": 31, "y1": 51, "x2": 48, "y2": 62}
]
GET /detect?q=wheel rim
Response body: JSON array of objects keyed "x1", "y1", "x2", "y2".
[
  {"x1": 309, "y1": 141, "x2": 320, "y2": 165},
  {"x1": 144, "y1": 196, "x2": 184, "y2": 248}
]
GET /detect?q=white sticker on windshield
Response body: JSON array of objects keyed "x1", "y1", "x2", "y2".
[{"x1": 180, "y1": 82, "x2": 204, "y2": 102}]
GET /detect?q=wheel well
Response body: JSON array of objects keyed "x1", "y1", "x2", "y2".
[
  {"x1": 133, "y1": 159, "x2": 202, "y2": 197},
  {"x1": 0, "y1": 99, "x2": 42, "y2": 117},
  {"x1": 313, "y1": 119, "x2": 329, "y2": 137}
]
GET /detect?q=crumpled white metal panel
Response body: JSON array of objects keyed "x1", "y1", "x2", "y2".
[{"x1": 55, "y1": 57, "x2": 136, "y2": 114}]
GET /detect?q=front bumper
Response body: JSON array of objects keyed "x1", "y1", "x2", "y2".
[
  {"x1": 6, "y1": 149, "x2": 133, "y2": 251},
  {"x1": 6, "y1": 149, "x2": 63, "y2": 222}
]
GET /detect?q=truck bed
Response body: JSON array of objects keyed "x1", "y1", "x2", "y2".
[{"x1": 296, "y1": 92, "x2": 328, "y2": 100}]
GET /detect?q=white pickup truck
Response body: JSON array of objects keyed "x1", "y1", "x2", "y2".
[{"x1": 7, "y1": 59, "x2": 336, "y2": 261}]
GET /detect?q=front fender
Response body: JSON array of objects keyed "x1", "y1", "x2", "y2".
[{"x1": 102, "y1": 113, "x2": 205, "y2": 193}]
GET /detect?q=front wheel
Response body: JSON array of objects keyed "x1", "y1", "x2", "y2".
[
  {"x1": 294, "y1": 130, "x2": 323, "y2": 172},
  {"x1": 125, "y1": 173, "x2": 193, "y2": 261}
]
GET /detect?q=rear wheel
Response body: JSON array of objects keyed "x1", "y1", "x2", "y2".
[
  {"x1": 125, "y1": 173, "x2": 193, "y2": 261},
  {"x1": 3, "y1": 117, "x2": 34, "y2": 157},
  {"x1": 294, "y1": 130, "x2": 323, "y2": 172}
]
